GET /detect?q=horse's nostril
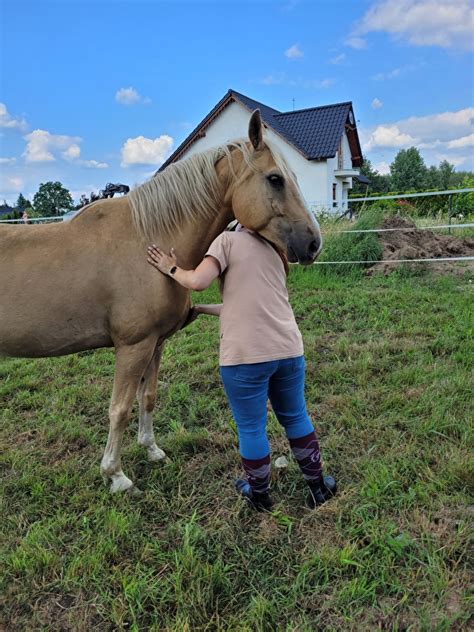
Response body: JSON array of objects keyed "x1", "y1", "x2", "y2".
[{"x1": 309, "y1": 240, "x2": 319, "y2": 254}]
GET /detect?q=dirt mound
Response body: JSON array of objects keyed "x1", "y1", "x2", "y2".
[{"x1": 368, "y1": 216, "x2": 474, "y2": 276}]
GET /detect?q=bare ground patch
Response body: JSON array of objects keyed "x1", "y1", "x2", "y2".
[{"x1": 367, "y1": 216, "x2": 474, "y2": 276}]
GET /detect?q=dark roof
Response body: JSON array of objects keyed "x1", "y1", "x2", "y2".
[
  {"x1": 274, "y1": 104, "x2": 354, "y2": 159},
  {"x1": 159, "y1": 89, "x2": 362, "y2": 171},
  {"x1": 354, "y1": 173, "x2": 370, "y2": 185}
]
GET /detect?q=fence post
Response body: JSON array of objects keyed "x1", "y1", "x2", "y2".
[{"x1": 448, "y1": 195, "x2": 453, "y2": 234}]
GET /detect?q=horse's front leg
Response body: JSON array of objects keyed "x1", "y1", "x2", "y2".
[
  {"x1": 100, "y1": 336, "x2": 157, "y2": 493},
  {"x1": 136, "y1": 343, "x2": 166, "y2": 462}
]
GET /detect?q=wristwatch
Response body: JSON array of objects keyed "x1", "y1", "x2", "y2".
[{"x1": 168, "y1": 265, "x2": 178, "y2": 276}]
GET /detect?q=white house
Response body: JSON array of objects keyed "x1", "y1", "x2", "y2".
[{"x1": 159, "y1": 89, "x2": 364, "y2": 214}]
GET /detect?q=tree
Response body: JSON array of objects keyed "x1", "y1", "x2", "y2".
[
  {"x1": 438, "y1": 160, "x2": 455, "y2": 189},
  {"x1": 390, "y1": 147, "x2": 427, "y2": 191},
  {"x1": 425, "y1": 165, "x2": 440, "y2": 189},
  {"x1": 33, "y1": 181, "x2": 73, "y2": 217},
  {"x1": 15, "y1": 193, "x2": 31, "y2": 211},
  {"x1": 352, "y1": 156, "x2": 392, "y2": 195}
]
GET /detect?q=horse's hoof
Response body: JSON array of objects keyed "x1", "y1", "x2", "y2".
[
  {"x1": 109, "y1": 473, "x2": 134, "y2": 494},
  {"x1": 147, "y1": 446, "x2": 166, "y2": 462},
  {"x1": 127, "y1": 485, "x2": 143, "y2": 497}
]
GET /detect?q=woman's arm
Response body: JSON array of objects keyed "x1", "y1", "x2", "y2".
[
  {"x1": 194, "y1": 304, "x2": 223, "y2": 317},
  {"x1": 147, "y1": 245, "x2": 220, "y2": 291}
]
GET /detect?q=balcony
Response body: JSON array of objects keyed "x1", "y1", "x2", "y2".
[{"x1": 334, "y1": 168, "x2": 360, "y2": 178}]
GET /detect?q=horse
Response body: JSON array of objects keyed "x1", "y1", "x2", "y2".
[{"x1": 0, "y1": 110, "x2": 322, "y2": 493}]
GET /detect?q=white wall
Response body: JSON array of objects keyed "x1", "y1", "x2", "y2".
[
  {"x1": 182, "y1": 101, "x2": 329, "y2": 208},
  {"x1": 330, "y1": 131, "x2": 356, "y2": 211}
]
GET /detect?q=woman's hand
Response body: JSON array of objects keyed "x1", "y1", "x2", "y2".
[
  {"x1": 146, "y1": 247, "x2": 220, "y2": 291},
  {"x1": 194, "y1": 304, "x2": 223, "y2": 316},
  {"x1": 147, "y1": 245, "x2": 177, "y2": 276}
]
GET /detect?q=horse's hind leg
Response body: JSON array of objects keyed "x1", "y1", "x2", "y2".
[
  {"x1": 136, "y1": 343, "x2": 166, "y2": 462},
  {"x1": 100, "y1": 337, "x2": 157, "y2": 493}
]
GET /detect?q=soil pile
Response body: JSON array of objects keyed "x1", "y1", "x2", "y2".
[{"x1": 368, "y1": 216, "x2": 474, "y2": 276}]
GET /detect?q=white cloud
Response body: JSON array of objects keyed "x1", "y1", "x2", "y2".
[
  {"x1": 362, "y1": 106, "x2": 474, "y2": 171},
  {"x1": 371, "y1": 98, "x2": 383, "y2": 109},
  {"x1": 354, "y1": 0, "x2": 473, "y2": 50},
  {"x1": 257, "y1": 73, "x2": 335, "y2": 89},
  {"x1": 364, "y1": 125, "x2": 417, "y2": 151},
  {"x1": 285, "y1": 44, "x2": 304, "y2": 59},
  {"x1": 372, "y1": 62, "x2": 424, "y2": 81},
  {"x1": 261, "y1": 73, "x2": 286, "y2": 86},
  {"x1": 115, "y1": 87, "x2": 151, "y2": 106},
  {"x1": 432, "y1": 153, "x2": 467, "y2": 167},
  {"x1": 447, "y1": 133, "x2": 474, "y2": 149},
  {"x1": 0, "y1": 103, "x2": 27, "y2": 132},
  {"x1": 329, "y1": 53, "x2": 346, "y2": 65},
  {"x1": 301, "y1": 78, "x2": 335, "y2": 89},
  {"x1": 374, "y1": 160, "x2": 391, "y2": 175},
  {"x1": 22, "y1": 129, "x2": 109, "y2": 169},
  {"x1": 23, "y1": 129, "x2": 82, "y2": 163},
  {"x1": 345, "y1": 36, "x2": 367, "y2": 49},
  {"x1": 1, "y1": 175, "x2": 24, "y2": 192},
  {"x1": 80, "y1": 159, "x2": 109, "y2": 169},
  {"x1": 396, "y1": 108, "x2": 474, "y2": 143},
  {"x1": 120, "y1": 135, "x2": 173, "y2": 167},
  {"x1": 0, "y1": 157, "x2": 16, "y2": 165},
  {"x1": 372, "y1": 67, "x2": 402, "y2": 81},
  {"x1": 363, "y1": 107, "x2": 474, "y2": 152},
  {"x1": 62, "y1": 144, "x2": 81, "y2": 160}
]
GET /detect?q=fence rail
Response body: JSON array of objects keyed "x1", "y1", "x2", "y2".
[
  {"x1": 331, "y1": 222, "x2": 474, "y2": 235},
  {"x1": 0, "y1": 216, "x2": 64, "y2": 224},
  {"x1": 2, "y1": 214, "x2": 472, "y2": 268},
  {"x1": 313, "y1": 255, "x2": 474, "y2": 266},
  {"x1": 347, "y1": 188, "x2": 474, "y2": 203}
]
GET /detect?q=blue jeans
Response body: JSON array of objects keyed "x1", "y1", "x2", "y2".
[{"x1": 219, "y1": 355, "x2": 314, "y2": 460}]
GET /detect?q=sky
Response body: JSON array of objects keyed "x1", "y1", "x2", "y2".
[{"x1": 0, "y1": 0, "x2": 473, "y2": 205}]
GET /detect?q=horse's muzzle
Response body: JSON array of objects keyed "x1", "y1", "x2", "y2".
[{"x1": 287, "y1": 229, "x2": 322, "y2": 265}]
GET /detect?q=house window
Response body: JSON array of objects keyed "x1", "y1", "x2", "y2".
[
  {"x1": 332, "y1": 183, "x2": 337, "y2": 207},
  {"x1": 337, "y1": 140, "x2": 343, "y2": 169}
]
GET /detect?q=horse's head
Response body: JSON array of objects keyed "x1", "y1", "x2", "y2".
[{"x1": 229, "y1": 110, "x2": 322, "y2": 264}]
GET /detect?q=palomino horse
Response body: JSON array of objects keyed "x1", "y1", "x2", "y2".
[{"x1": 0, "y1": 110, "x2": 321, "y2": 493}]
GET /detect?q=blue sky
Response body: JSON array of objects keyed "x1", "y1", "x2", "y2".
[{"x1": 1, "y1": 0, "x2": 473, "y2": 205}]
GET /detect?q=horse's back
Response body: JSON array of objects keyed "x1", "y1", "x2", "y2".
[{"x1": 0, "y1": 201, "x2": 190, "y2": 358}]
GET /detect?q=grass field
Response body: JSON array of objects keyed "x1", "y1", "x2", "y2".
[{"x1": 1, "y1": 266, "x2": 473, "y2": 631}]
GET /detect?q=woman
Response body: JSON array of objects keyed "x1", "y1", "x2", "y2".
[{"x1": 147, "y1": 226, "x2": 336, "y2": 511}]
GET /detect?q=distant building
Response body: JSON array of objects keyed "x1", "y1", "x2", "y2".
[
  {"x1": 0, "y1": 203, "x2": 15, "y2": 218},
  {"x1": 160, "y1": 89, "x2": 363, "y2": 213}
]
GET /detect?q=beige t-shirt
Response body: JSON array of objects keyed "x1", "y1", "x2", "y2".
[{"x1": 205, "y1": 230, "x2": 304, "y2": 366}]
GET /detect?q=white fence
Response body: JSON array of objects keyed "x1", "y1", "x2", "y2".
[
  {"x1": 306, "y1": 187, "x2": 474, "y2": 219},
  {"x1": 0, "y1": 216, "x2": 63, "y2": 224}
]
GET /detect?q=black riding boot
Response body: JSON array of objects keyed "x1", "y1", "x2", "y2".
[
  {"x1": 307, "y1": 475, "x2": 337, "y2": 509},
  {"x1": 235, "y1": 479, "x2": 273, "y2": 512}
]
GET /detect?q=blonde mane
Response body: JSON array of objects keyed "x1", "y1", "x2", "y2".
[{"x1": 128, "y1": 137, "x2": 295, "y2": 240}]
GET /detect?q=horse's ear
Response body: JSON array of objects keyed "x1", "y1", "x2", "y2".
[{"x1": 248, "y1": 110, "x2": 264, "y2": 151}]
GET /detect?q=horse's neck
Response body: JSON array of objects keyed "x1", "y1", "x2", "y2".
[
  {"x1": 160, "y1": 150, "x2": 240, "y2": 269},
  {"x1": 168, "y1": 207, "x2": 234, "y2": 270}
]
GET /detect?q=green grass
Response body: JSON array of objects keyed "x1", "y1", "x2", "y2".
[
  {"x1": 1, "y1": 268, "x2": 473, "y2": 630},
  {"x1": 317, "y1": 209, "x2": 384, "y2": 275}
]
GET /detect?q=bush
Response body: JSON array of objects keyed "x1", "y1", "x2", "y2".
[
  {"x1": 317, "y1": 208, "x2": 385, "y2": 275},
  {"x1": 349, "y1": 184, "x2": 474, "y2": 218}
]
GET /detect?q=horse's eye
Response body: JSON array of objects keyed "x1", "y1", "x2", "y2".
[{"x1": 267, "y1": 174, "x2": 284, "y2": 188}]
